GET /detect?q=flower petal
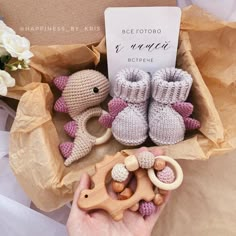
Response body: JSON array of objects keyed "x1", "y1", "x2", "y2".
[
  {"x1": 0, "y1": 70, "x2": 15, "y2": 87},
  {"x1": 0, "y1": 79, "x2": 7, "y2": 96}
]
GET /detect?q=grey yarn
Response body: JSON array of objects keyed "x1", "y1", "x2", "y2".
[
  {"x1": 149, "y1": 68, "x2": 193, "y2": 145},
  {"x1": 137, "y1": 151, "x2": 155, "y2": 169},
  {"x1": 112, "y1": 68, "x2": 151, "y2": 146},
  {"x1": 111, "y1": 163, "x2": 129, "y2": 182}
]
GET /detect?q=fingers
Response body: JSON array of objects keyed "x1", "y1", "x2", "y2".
[
  {"x1": 71, "y1": 173, "x2": 91, "y2": 217},
  {"x1": 145, "y1": 192, "x2": 171, "y2": 227},
  {"x1": 148, "y1": 147, "x2": 164, "y2": 156},
  {"x1": 136, "y1": 146, "x2": 164, "y2": 156}
]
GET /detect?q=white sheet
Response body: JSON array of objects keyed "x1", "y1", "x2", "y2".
[
  {"x1": 178, "y1": 0, "x2": 236, "y2": 21},
  {"x1": 0, "y1": 195, "x2": 67, "y2": 236}
]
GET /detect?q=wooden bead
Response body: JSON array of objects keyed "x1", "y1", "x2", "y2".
[
  {"x1": 159, "y1": 189, "x2": 169, "y2": 195},
  {"x1": 153, "y1": 194, "x2": 164, "y2": 206},
  {"x1": 154, "y1": 159, "x2": 166, "y2": 171},
  {"x1": 112, "y1": 181, "x2": 125, "y2": 193},
  {"x1": 129, "y1": 203, "x2": 139, "y2": 212},
  {"x1": 124, "y1": 155, "x2": 139, "y2": 171},
  {"x1": 118, "y1": 188, "x2": 133, "y2": 200}
]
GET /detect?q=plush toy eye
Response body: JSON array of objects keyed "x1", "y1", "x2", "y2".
[{"x1": 93, "y1": 87, "x2": 99, "y2": 93}]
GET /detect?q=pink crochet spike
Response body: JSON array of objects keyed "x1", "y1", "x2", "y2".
[
  {"x1": 108, "y1": 98, "x2": 128, "y2": 117},
  {"x1": 99, "y1": 98, "x2": 128, "y2": 128},
  {"x1": 54, "y1": 97, "x2": 69, "y2": 113},
  {"x1": 64, "y1": 121, "x2": 78, "y2": 138},
  {"x1": 53, "y1": 76, "x2": 69, "y2": 91},
  {"x1": 172, "y1": 102, "x2": 193, "y2": 118},
  {"x1": 59, "y1": 142, "x2": 74, "y2": 158},
  {"x1": 184, "y1": 117, "x2": 201, "y2": 130},
  {"x1": 99, "y1": 113, "x2": 113, "y2": 128}
]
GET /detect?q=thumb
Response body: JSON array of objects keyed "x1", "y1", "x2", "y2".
[{"x1": 71, "y1": 173, "x2": 91, "y2": 216}]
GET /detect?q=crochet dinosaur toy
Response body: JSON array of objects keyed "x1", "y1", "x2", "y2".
[{"x1": 54, "y1": 69, "x2": 111, "y2": 166}]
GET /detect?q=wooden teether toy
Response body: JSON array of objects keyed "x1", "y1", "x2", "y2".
[{"x1": 78, "y1": 150, "x2": 183, "y2": 220}]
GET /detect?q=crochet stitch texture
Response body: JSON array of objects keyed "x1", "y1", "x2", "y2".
[
  {"x1": 139, "y1": 201, "x2": 156, "y2": 216},
  {"x1": 111, "y1": 68, "x2": 151, "y2": 146},
  {"x1": 54, "y1": 70, "x2": 109, "y2": 166},
  {"x1": 149, "y1": 68, "x2": 193, "y2": 145},
  {"x1": 136, "y1": 151, "x2": 155, "y2": 169}
]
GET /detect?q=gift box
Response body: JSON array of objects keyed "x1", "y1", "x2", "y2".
[{"x1": 3, "y1": 5, "x2": 236, "y2": 211}]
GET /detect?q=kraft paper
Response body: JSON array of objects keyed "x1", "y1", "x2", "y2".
[{"x1": 9, "y1": 6, "x2": 236, "y2": 211}]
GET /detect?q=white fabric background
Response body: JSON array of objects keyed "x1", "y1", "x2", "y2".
[
  {"x1": 0, "y1": 1, "x2": 235, "y2": 235},
  {"x1": 177, "y1": 0, "x2": 236, "y2": 21}
]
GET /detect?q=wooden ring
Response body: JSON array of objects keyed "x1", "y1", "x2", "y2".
[
  {"x1": 147, "y1": 155, "x2": 183, "y2": 191},
  {"x1": 95, "y1": 128, "x2": 112, "y2": 145},
  {"x1": 95, "y1": 110, "x2": 112, "y2": 145}
]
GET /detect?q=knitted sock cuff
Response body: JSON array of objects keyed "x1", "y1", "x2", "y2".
[
  {"x1": 152, "y1": 68, "x2": 193, "y2": 104},
  {"x1": 114, "y1": 68, "x2": 151, "y2": 103}
]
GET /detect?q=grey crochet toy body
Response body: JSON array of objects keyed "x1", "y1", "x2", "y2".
[{"x1": 149, "y1": 68, "x2": 194, "y2": 145}]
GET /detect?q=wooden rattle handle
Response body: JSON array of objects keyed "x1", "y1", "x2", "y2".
[{"x1": 78, "y1": 152, "x2": 155, "y2": 221}]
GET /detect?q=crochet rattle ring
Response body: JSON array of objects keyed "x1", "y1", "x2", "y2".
[
  {"x1": 63, "y1": 108, "x2": 112, "y2": 166},
  {"x1": 148, "y1": 155, "x2": 183, "y2": 191}
]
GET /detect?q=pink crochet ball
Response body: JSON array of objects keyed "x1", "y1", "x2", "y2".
[
  {"x1": 139, "y1": 201, "x2": 156, "y2": 216},
  {"x1": 157, "y1": 166, "x2": 175, "y2": 183}
]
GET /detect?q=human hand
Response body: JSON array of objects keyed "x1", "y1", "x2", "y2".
[{"x1": 67, "y1": 148, "x2": 170, "y2": 236}]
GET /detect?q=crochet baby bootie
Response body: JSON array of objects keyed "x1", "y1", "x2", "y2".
[
  {"x1": 99, "y1": 68, "x2": 151, "y2": 146},
  {"x1": 149, "y1": 68, "x2": 200, "y2": 145}
]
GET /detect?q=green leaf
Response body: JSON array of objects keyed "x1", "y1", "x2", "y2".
[{"x1": 0, "y1": 54, "x2": 12, "y2": 64}]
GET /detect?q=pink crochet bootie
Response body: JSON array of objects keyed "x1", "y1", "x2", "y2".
[
  {"x1": 149, "y1": 68, "x2": 200, "y2": 145},
  {"x1": 99, "y1": 68, "x2": 151, "y2": 146}
]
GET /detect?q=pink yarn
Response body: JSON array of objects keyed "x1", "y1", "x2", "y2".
[
  {"x1": 99, "y1": 98, "x2": 128, "y2": 128},
  {"x1": 172, "y1": 102, "x2": 200, "y2": 130},
  {"x1": 172, "y1": 102, "x2": 193, "y2": 118},
  {"x1": 53, "y1": 76, "x2": 69, "y2": 91},
  {"x1": 99, "y1": 113, "x2": 113, "y2": 128},
  {"x1": 109, "y1": 98, "x2": 128, "y2": 117},
  {"x1": 157, "y1": 166, "x2": 175, "y2": 183},
  {"x1": 184, "y1": 117, "x2": 201, "y2": 130},
  {"x1": 59, "y1": 142, "x2": 74, "y2": 158},
  {"x1": 64, "y1": 121, "x2": 77, "y2": 138},
  {"x1": 54, "y1": 97, "x2": 68, "y2": 113},
  {"x1": 139, "y1": 201, "x2": 156, "y2": 216}
]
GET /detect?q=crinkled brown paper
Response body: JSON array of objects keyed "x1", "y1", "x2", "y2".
[{"x1": 8, "y1": 6, "x2": 236, "y2": 211}]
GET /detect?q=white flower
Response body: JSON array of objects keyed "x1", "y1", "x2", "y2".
[
  {"x1": 0, "y1": 70, "x2": 15, "y2": 96},
  {"x1": 0, "y1": 21, "x2": 15, "y2": 43},
  {"x1": 1, "y1": 33, "x2": 33, "y2": 61},
  {"x1": 0, "y1": 46, "x2": 8, "y2": 56}
]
